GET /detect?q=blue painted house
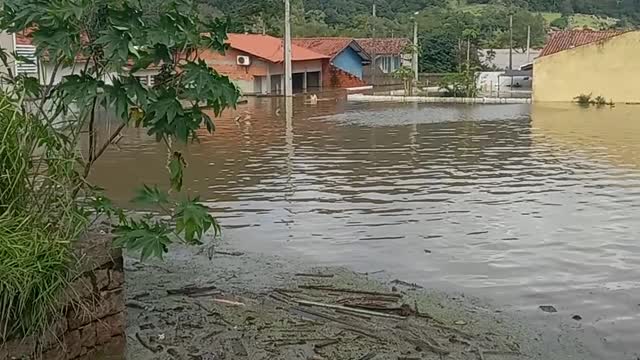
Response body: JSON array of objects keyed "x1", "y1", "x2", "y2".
[{"x1": 293, "y1": 38, "x2": 371, "y2": 79}]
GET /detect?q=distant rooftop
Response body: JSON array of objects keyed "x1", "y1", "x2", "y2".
[
  {"x1": 355, "y1": 38, "x2": 410, "y2": 56},
  {"x1": 293, "y1": 37, "x2": 370, "y2": 62},
  {"x1": 539, "y1": 30, "x2": 625, "y2": 57}
]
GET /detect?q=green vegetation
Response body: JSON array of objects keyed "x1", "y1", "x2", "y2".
[
  {"x1": 574, "y1": 93, "x2": 614, "y2": 107},
  {"x1": 440, "y1": 69, "x2": 480, "y2": 98},
  {"x1": 191, "y1": 0, "x2": 638, "y2": 72},
  {"x1": 574, "y1": 93, "x2": 593, "y2": 105},
  {"x1": 392, "y1": 66, "x2": 415, "y2": 96},
  {"x1": 1, "y1": 0, "x2": 239, "y2": 342},
  {"x1": 0, "y1": 95, "x2": 83, "y2": 340}
]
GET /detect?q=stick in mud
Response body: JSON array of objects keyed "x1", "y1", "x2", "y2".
[
  {"x1": 291, "y1": 306, "x2": 381, "y2": 340},
  {"x1": 296, "y1": 299, "x2": 407, "y2": 320},
  {"x1": 298, "y1": 285, "x2": 402, "y2": 298},
  {"x1": 166, "y1": 284, "x2": 218, "y2": 296},
  {"x1": 214, "y1": 250, "x2": 245, "y2": 256},
  {"x1": 295, "y1": 273, "x2": 335, "y2": 278}
]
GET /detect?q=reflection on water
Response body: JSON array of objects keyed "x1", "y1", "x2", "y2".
[{"x1": 92, "y1": 99, "x2": 640, "y2": 359}]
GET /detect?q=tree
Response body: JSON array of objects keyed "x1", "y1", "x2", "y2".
[{"x1": 0, "y1": 0, "x2": 240, "y2": 260}]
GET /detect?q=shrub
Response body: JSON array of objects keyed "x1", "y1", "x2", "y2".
[
  {"x1": 574, "y1": 93, "x2": 592, "y2": 105},
  {"x1": 439, "y1": 70, "x2": 479, "y2": 98}
]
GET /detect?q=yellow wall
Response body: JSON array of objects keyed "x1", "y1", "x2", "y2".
[
  {"x1": 533, "y1": 31, "x2": 640, "y2": 103},
  {"x1": 531, "y1": 103, "x2": 640, "y2": 170}
]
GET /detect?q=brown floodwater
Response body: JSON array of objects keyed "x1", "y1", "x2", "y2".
[{"x1": 92, "y1": 98, "x2": 640, "y2": 359}]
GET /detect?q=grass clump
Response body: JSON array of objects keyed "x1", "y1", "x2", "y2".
[
  {"x1": 0, "y1": 94, "x2": 84, "y2": 341},
  {"x1": 0, "y1": 215, "x2": 74, "y2": 340}
]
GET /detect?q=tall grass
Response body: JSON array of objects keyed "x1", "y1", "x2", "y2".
[{"x1": 0, "y1": 94, "x2": 85, "y2": 341}]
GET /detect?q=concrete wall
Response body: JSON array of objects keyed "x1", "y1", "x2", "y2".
[
  {"x1": 200, "y1": 48, "x2": 324, "y2": 94},
  {"x1": 0, "y1": 32, "x2": 15, "y2": 79},
  {"x1": 333, "y1": 47, "x2": 363, "y2": 79},
  {"x1": 0, "y1": 234, "x2": 125, "y2": 360},
  {"x1": 40, "y1": 63, "x2": 158, "y2": 86},
  {"x1": 533, "y1": 31, "x2": 640, "y2": 103}
]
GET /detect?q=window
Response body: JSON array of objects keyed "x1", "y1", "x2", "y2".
[
  {"x1": 135, "y1": 75, "x2": 155, "y2": 87},
  {"x1": 15, "y1": 45, "x2": 37, "y2": 75},
  {"x1": 376, "y1": 55, "x2": 401, "y2": 74}
]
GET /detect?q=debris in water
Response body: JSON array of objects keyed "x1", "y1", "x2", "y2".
[
  {"x1": 539, "y1": 305, "x2": 557, "y2": 313},
  {"x1": 424, "y1": 249, "x2": 432, "y2": 253},
  {"x1": 166, "y1": 284, "x2": 218, "y2": 296},
  {"x1": 295, "y1": 273, "x2": 335, "y2": 278},
  {"x1": 454, "y1": 320, "x2": 467, "y2": 325},
  {"x1": 390, "y1": 279, "x2": 424, "y2": 289},
  {"x1": 212, "y1": 298, "x2": 245, "y2": 306}
]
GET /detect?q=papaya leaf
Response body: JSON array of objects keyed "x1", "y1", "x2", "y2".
[
  {"x1": 132, "y1": 184, "x2": 170, "y2": 206},
  {"x1": 174, "y1": 197, "x2": 214, "y2": 245},
  {"x1": 168, "y1": 152, "x2": 186, "y2": 192},
  {"x1": 113, "y1": 219, "x2": 172, "y2": 260}
]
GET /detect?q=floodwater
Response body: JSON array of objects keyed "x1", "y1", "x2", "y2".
[{"x1": 92, "y1": 98, "x2": 640, "y2": 359}]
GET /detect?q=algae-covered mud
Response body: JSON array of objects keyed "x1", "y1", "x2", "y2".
[{"x1": 125, "y1": 244, "x2": 589, "y2": 360}]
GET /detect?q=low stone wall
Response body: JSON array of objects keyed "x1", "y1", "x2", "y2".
[
  {"x1": 1, "y1": 234, "x2": 126, "y2": 360},
  {"x1": 347, "y1": 93, "x2": 532, "y2": 104}
]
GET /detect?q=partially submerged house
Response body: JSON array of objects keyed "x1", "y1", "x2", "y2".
[
  {"x1": 200, "y1": 33, "x2": 329, "y2": 95},
  {"x1": 533, "y1": 30, "x2": 639, "y2": 103},
  {"x1": 356, "y1": 38, "x2": 411, "y2": 74},
  {"x1": 293, "y1": 38, "x2": 369, "y2": 77}
]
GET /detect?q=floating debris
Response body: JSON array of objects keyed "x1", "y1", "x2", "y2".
[{"x1": 539, "y1": 305, "x2": 558, "y2": 313}]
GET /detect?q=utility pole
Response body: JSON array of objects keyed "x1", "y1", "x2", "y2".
[
  {"x1": 371, "y1": 2, "x2": 376, "y2": 87},
  {"x1": 413, "y1": 12, "x2": 419, "y2": 82},
  {"x1": 466, "y1": 38, "x2": 471, "y2": 71},
  {"x1": 284, "y1": 0, "x2": 293, "y2": 97},
  {"x1": 508, "y1": 14, "x2": 513, "y2": 71},
  {"x1": 526, "y1": 25, "x2": 531, "y2": 62}
]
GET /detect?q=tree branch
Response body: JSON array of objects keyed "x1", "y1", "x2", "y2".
[
  {"x1": 93, "y1": 122, "x2": 126, "y2": 161},
  {"x1": 83, "y1": 97, "x2": 98, "y2": 178}
]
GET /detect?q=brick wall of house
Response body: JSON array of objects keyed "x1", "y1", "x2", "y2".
[
  {"x1": 199, "y1": 48, "x2": 267, "y2": 81},
  {"x1": 1, "y1": 235, "x2": 126, "y2": 360},
  {"x1": 323, "y1": 63, "x2": 367, "y2": 89}
]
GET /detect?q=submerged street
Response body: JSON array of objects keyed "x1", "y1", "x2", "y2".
[{"x1": 93, "y1": 98, "x2": 640, "y2": 359}]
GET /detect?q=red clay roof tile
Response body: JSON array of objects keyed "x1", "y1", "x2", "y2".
[
  {"x1": 539, "y1": 30, "x2": 625, "y2": 57},
  {"x1": 292, "y1": 37, "x2": 353, "y2": 59},
  {"x1": 355, "y1": 38, "x2": 410, "y2": 56},
  {"x1": 226, "y1": 33, "x2": 328, "y2": 63}
]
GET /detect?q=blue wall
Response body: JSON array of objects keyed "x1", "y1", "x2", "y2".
[{"x1": 332, "y1": 46, "x2": 364, "y2": 79}]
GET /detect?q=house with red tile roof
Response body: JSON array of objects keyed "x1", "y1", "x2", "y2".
[
  {"x1": 533, "y1": 30, "x2": 640, "y2": 103},
  {"x1": 199, "y1": 33, "x2": 330, "y2": 95},
  {"x1": 538, "y1": 30, "x2": 625, "y2": 57},
  {"x1": 293, "y1": 38, "x2": 370, "y2": 79},
  {"x1": 355, "y1": 38, "x2": 411, "y2": 74},
  {"x1": 4, "y1": 31, "x2": 332, "y2": 95}
]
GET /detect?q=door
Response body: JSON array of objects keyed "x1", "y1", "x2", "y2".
[{"x1": 306, "y1": 71, "x2": 320, "y2": 91}]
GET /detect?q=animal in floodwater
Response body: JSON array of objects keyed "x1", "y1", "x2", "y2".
[
  {"x1": 305, "y1": 94, "x2": 318, "y2": 105},
  {"x1": 234, "y1": 111, "x2": 251, "y2": 123}
]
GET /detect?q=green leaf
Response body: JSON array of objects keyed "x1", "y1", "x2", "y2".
[
  {"x1": 132, "y1": 184, "x2": 170, "y2": 206},
  {"x1": 113, "y1": 219, "x2": 172, "y2": 260},
  {"x1": 174, "y1": 197, "x2": 215, "y2": 245},
  {"x1": 168, "y1": 152, "x2": 186, "y2": 192}
]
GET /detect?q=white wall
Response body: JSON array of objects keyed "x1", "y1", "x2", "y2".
[
  {"x1": 477, "y1": 71, "x2": 532, "y2": 94},
  {"x1": 40, "y1": 63, "x2": 159, "y2": 86}
]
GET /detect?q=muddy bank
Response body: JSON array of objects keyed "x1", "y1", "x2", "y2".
[{"x1": 124, "y1": 245, "x2": 588, "y2": 360}]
